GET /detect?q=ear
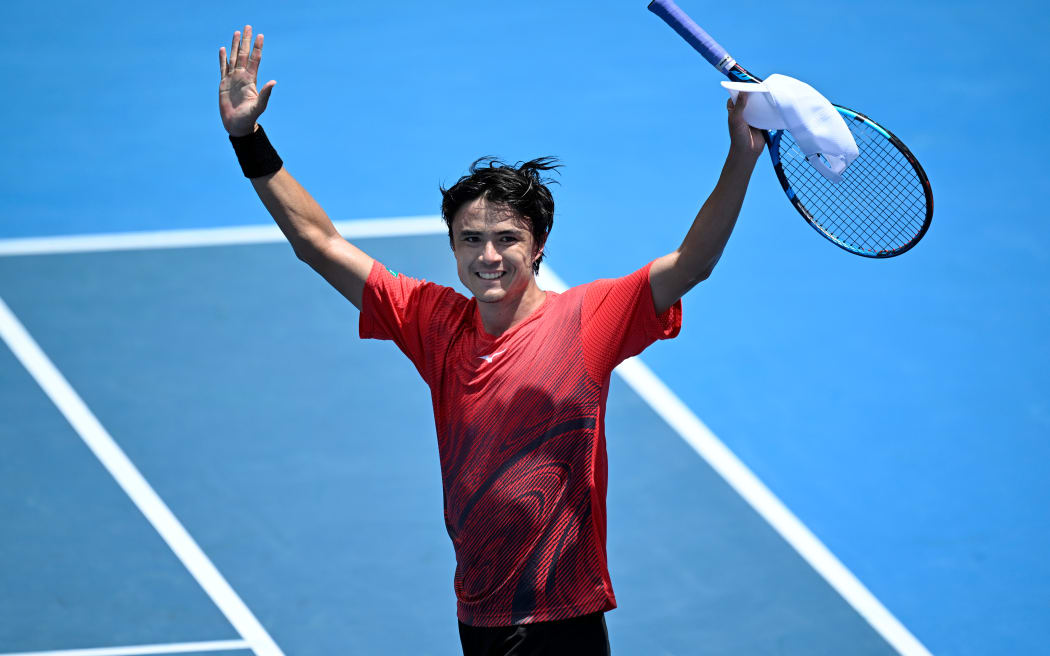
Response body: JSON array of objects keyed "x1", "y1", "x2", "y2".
[{"x1": 532, "y1": 242, "x2": 545, "y2": 263}]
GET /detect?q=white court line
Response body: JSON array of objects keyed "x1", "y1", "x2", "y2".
[
  {"x1": 0, "y1": 216, "x2": 445, "y2": 256},
  {"x1": 0, "y1": 301, "x2": 283, "y2": 656},
  {"x1": 0, "y1": 219, "x2": 931, "y2": 656},
  {"x1": 0, "y1": 639, "x2": 250, "y2": 656}
]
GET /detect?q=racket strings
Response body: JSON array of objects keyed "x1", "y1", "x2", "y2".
[
  {"x1": 788, "y1": 130, "x2": 924, "y2": 252},
  {"x1": 792, "y1": 130, "x2": 922, "y2": 251},
  {"x1": 777, "y1": 117, "x2": 928, "y2": 255},
  {"x1": 790, "y1": 135, "x2": 920, "y2": 252}
]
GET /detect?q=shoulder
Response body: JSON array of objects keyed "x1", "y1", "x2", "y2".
[
  {"x1": 370, "y1": 261, "x2": 464, "y2": 301},
  {"x1": 363, "y1": 261, "x2": 472, "y2": 328},
  {"x1": 579, "y1": 263, "x2": 654, "y2": 303}
]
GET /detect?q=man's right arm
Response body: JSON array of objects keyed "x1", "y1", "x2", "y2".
[
  {"x1": 250, "y1": 161, "x2": 373, "y2": 310},
  {"x1": 219, "y1": 25, "x2": 373, "y2": 310}
]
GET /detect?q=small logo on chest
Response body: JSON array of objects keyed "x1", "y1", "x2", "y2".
[{"x1": 477, "y1": 350, "x2": 506, "y2": 364}]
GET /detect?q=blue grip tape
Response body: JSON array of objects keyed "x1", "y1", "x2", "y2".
[{"x1": 648, "y1": 0, "x2": 731, "y2": 71}]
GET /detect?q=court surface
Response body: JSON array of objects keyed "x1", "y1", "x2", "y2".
[{"x1": 2, "y1": 2, "x2": 1048, "y2": 655}]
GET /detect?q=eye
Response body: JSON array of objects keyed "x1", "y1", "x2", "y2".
[
  {"x1": 500, "y1": 236, "x2": 518, "y2": 243},
  {"x1": 462, "y1": 236, "x2": 479, "y2": 243}
]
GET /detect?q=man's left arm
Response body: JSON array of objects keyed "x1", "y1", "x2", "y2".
[{"x1": 650, "y1": 95, "x2": 766, "y2": 315}]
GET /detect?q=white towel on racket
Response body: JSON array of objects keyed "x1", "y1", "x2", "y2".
[{"x1": 722, "y1": 74, "x2": 859, "y2": 183}]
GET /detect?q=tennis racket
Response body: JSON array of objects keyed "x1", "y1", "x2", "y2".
[{"x1": 648, "y1": 0, "x2": 933, "y2": 258}]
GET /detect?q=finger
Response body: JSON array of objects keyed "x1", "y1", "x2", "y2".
[
  {"x1": 257, "y1": 80, "x2": 276, "y2": 112},
  {"x1": 236, "y1": 25, "x2": 252, "y2": 70},
  {"x1": 727, "y1": 93, "x2": 746, "y2": 116},
  {"x1": 246, "y1": 33, "x2": 264, "y2": 79},
  {"x1": 229, "y1": 30, "x2": 241, "y2": 70},
  {"x1": 219, "y1": 46, "x2": 227, "y2": 79}
]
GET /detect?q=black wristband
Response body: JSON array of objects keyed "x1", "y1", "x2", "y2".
[{"x1": 229, "y1": 124, "x2": 283, "y2": 179}]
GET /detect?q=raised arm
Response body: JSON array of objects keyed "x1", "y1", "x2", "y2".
[
  {"x1": 218, "y1": 25, "x2": 373, "y2": 309},
  {"x1": 648, "y1": 94, "x2": 765, "y2": 314}
]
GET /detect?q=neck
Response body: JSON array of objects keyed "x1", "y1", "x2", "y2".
[{"x1": 477, "y1": 279, "x2": 546, "y2": 337}]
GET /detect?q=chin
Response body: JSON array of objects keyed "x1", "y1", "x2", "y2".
[{"x1": 474, "y1": 289, "x2": 507, "y2": 304}]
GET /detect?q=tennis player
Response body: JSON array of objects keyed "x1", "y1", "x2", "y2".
[{"x1": 219, "y1": 24, "x2": 763, "y2": 655}]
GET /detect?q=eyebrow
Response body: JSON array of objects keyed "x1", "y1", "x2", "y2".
[{"x1": 458, "y1": 228, "x2": 526, "y2": 236}]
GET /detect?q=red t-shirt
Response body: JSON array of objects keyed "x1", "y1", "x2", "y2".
[{"x1": 360, "y1": 260, "x2": 682, "y2": 626}]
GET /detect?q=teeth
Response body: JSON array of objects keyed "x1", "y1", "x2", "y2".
[{"x1": 478, "y1": 272, "x2": 503, "y2": 280}]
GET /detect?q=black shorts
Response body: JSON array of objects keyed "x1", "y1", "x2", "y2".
[{"x1": 458, "y1": 612, "x2": 611, "y2": 656}]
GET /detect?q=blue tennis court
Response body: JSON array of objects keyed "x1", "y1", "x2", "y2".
[{"x1": 2, "y1": 2, "x2": 1048, "y2": 655}]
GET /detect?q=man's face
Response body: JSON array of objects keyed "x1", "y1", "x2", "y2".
[{"x1": 451, "y1": 197, "x2": 541, "y2": 304}]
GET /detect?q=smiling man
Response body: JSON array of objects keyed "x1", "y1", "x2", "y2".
[
  {"x1": 219, "y1": 24, "x2": 763, "y2": 656},
  {"x1": 441, "y1": 159, "x2": 556, "y2": 336}
]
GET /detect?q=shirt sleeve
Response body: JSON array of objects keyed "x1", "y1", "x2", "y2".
[
  {"x1": 580, "y1": 260, "x2": 683, "y2": 381},
  {"x1": 359, "y1": 260, "x2": 464, "y2": 382}
]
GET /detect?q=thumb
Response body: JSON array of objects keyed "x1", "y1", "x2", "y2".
[{"x1": 257, "y1": 80, "x2": 276, "y2": 112}]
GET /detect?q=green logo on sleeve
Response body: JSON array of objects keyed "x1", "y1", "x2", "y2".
[{"x1": 385, "y1": 267, "x2": 400, "y2": 278}]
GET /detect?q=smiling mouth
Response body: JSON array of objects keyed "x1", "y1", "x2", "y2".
[{"x1": 476, "y1": 271, "x2": 505, "y2": 280}]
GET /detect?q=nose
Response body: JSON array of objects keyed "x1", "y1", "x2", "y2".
[{"x1": 480, "y1": 240, "x2": 500, "y2": 264}]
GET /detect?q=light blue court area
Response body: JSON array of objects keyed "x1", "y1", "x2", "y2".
[
  {"x1": 3, "y1": 1, "x2": 1050, "y2": 655},
  {"x1": 2, "y1": 233, "x2": 895, "y2": 655}
]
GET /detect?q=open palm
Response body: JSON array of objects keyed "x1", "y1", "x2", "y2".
[{"x1": 218, "y1": 25, "x2": 275, "y2": 137}]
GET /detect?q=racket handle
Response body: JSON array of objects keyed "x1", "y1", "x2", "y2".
[{"x1": 647, "y1": 0, "x2": 735, "y2": 73}]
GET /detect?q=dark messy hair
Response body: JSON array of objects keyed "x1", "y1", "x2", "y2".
[{"x1": 440, "y1": 156, "x2": 561, "y2": 274}]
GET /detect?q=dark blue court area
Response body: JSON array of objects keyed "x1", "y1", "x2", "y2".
[
  {"x1": 2, "y1": 235, "x2": 893, "y2": 655},
  {"x1": 3, "y1": 1, "x2": 1049, "y2": 655}
]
